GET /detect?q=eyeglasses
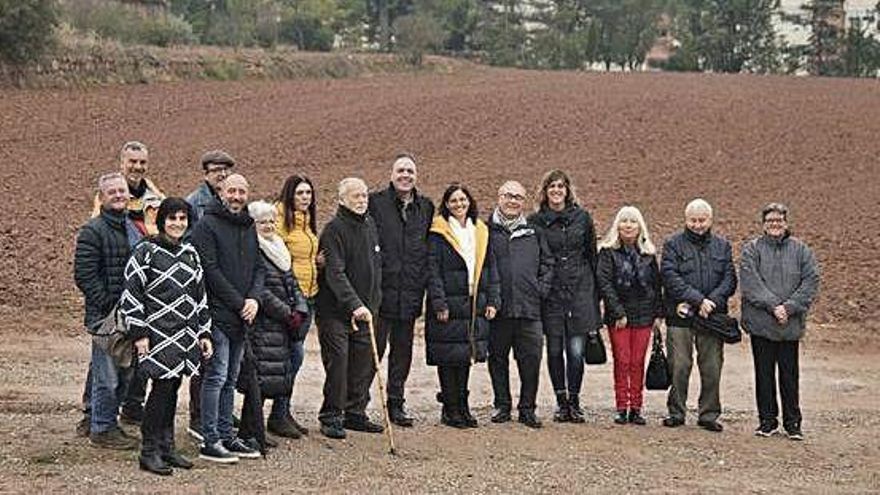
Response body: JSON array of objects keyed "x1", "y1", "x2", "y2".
[
  {"x1": 255, "y1": 219, "x2": 276, "y2": 225},
  {"x1": 206, "y1": 165, "x2": 230, "y2": 174},
  {"x1": 501, "y1": 192, "x2": 526, "y2": 201},
  {"x1": 763, "y1": 217, "x2": 786, "y2": 224}
]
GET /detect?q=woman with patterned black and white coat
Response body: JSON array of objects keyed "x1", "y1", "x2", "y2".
[{"x1": 120, "y1": 197, "x2": 213, "y2": 476}]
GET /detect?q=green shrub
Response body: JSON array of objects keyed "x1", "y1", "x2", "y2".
[
  {"x1": 203, "y1": 58, "x2": 244, "y2": 80},
  {"x1": 0, "y1": 0, "x2": 59, "y2": 65},
  {"x1": 62, "y1": 0, "x2": 194, "y2": 47}
]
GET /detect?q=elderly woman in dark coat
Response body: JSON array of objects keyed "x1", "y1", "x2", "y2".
[
  {"x1": 120, "y1": 197, "x2": 213, "y2": 475},
  {"x1": 528, "y1": 169, "x2": 602, "y2": 423},
  {"x1": 237, "y1": 201, "x2": 309, "y2": 448},
  {"x1": 426, "y1": 184, "x2": 500, "y2": 428}
]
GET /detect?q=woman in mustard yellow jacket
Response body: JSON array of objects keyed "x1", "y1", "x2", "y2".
[{"x1": 271, "y1": 174, "x2": 323, "y2": 437}]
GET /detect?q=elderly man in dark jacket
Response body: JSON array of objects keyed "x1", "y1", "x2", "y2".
[
  {"x1": 368, "y1": 153, "x2": 434, "y2": 427},
  {"x1": 488, "y1": 181, "x2": 554, "y2": 428},
  {"x1": 75, "y1": 172, "x2": 139, "y2": 450},
  {"x1": 191, "y1": 173, "x2": 265, "y2": 463},
  {"x1": 317, "y1": 177, "x2": 383, "y2": 440},
  {"x1": 741, "y1": 203, "x2": 819, "y2": 440},
  {"x1": 661, "y1": 198, "x2": 737, "y2": 432}
]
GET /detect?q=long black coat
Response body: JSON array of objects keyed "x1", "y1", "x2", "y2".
[
  {"x1": 596, "y1": 246, "x2": 664, "y2": 328},
  {"x1": 120, "y1": 236, "x2": 212, "y2": 379},
  {"x1": 316, "y1": 205, "x2": 382, "y2": 321},
  {"x1": 250, "y1": 252, "x2": 309, "y2": 398},
  {"x1": 528, "y1": 204, "x2": 602, "y2": 337},
  {"x1": 487, "y1": 215, "x2": 554, "y2": 321},
  {"x1": 74, "y1": 208, "x2": 132, "y2": 329},
  {"x1": 369, "y1": 184, "x2": 434, "y2": 321},
  {"x1": 190, "y1": 203, "x2": 266, "y2": 340},
  {"x1": 425, "y1": 216, "x2": 500, "y2": 367}
]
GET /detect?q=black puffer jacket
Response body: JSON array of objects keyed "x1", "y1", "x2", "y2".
[
  {"x1": 190, "y1": 203, "x2": 266, "y2": 340},
  {"x1": 316, "y1": 205, "x2": 382, "y2": 321},
  {"x1": 425, "y1": 216, "x2": 501, "y2": 366},
  {"x1": 597, "y1": 246, "x2": 664, "y2": 328},
  {"x1": 250, "y1": 252, "x2": 309, "y2": 398},
  {"x1": 369, "y1": 184, "x2": 435, "y2": 321},
  {"x1": 661, "y1": 228, "x2": 737, "y2": 327},
  {"x1": 120, "y1": 236, "x2": 212, "y2": 379},
  {"x1": 74, "y1": 208, "x2": 132, "y2": 330},
  {"x1": 528, "y1": 204, "x2": 601, "y2": 336},
  {"x1": 488, "y1": 214, "x2": 554, "y2": 321}
]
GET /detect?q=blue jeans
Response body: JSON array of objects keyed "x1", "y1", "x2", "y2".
[
  {"x1": 269, "y1": 309, "x2": 312, "y2": 421},
  {"x1": 89, "y1": 342, "x2": 132, "y2": 434},
  {"x1": 201, "y1": 329, "x2": 244, "y2": 445},
  {"x1": 546, "y1": 333, "x2": 586, "y2": 396}
]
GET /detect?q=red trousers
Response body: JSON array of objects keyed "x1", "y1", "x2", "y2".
[{"x1": 609, "y1": 325, "x2": 652, "y2": 411}]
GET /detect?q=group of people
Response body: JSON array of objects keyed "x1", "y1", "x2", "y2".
[{"x1": 73, "y1": 141, "x2": 820, "y2": 476}]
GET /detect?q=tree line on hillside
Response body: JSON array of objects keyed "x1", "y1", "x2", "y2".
[{"x1": 2, "y1": 0, "x2": 879, "y2": 77}]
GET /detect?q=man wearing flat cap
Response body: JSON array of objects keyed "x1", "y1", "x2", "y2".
[{"x1": 186, "y1": 150, "x2": 235, "y2": 223}]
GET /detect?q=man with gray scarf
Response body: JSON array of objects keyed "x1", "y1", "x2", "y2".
[
  {"x1": 740, "y1": 203, "x2": 819, "y2": 441},
  {"x1": 487, "y1": 181, "x2": 554, "y2": 428}
]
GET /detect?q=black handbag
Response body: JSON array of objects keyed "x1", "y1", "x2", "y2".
[
  {"x1": 584, "y1": 329, "x2": 607, "y2": 365},
  {"x1": 645, "y1": 328, "x2": 670, "y2": 390},
  {"x1": 693, "y1": 312, "x2": 742, "y2": 344}
]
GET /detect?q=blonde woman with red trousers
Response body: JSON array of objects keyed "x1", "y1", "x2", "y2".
[{"x1": 596, "y1": 206, "x2": 663, "y2": 425}]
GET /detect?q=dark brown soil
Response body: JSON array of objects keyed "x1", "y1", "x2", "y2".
[{"x1": 1, "y1": 68, "x2": 878, "y2": 493}]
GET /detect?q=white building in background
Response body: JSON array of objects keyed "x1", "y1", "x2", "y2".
[{"x1": 778, "y1": 0, "x2": 879, "y2": 46}]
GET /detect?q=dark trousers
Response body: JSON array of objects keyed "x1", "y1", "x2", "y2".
[
  {"x1": 188, "y1": 359, "x2": 205, "y2": 425},
  {"x1": 375, "y1": 317, "x2": 415, "y2": 403},
  {"x1": 122, "y1": 362, "x2": 148, "y2": 418},
  {"x1": 489, "y1": 318, "x2": 543, "y2": 412},
  {"x1": 437, "y1": 365, "x2": 471, "y2": 411},
  {"x1": 317, "y1": 316, "x2": 377, "y2": 424},
  {"x1": 141, "y1": 377, "x2": 181, "y2": 457},
  {"x1": 751, "y1": 335, "x2": 801, "y2": 429}
]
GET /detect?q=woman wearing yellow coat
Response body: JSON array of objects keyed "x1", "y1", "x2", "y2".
[{"x1": 271, "y1": 174, "x2": 323, "y2": 436}]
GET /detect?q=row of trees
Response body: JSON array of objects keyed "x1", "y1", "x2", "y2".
[{"x1": 2, "y1": 0, "x2": 879, "y2": 76}]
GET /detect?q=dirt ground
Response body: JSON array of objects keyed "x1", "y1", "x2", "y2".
[{"x1": 1, "y1": 67, "x2": 879, "y2": 493}]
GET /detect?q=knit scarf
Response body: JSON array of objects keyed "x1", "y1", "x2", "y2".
[
  {"x1": 492, "y1": 207, "x2": 527, "y2": 232},
  {"x1": 258, "y1": 233, "x2": 292, "y2": 272}
]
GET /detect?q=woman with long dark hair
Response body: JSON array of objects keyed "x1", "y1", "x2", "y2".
[
  {"x1": 272, "y1": 174, "x2": 322, "y2": 436},
  {"x1": 528, "y1": 170, "x2": 601, "y2": 423},
  {"x1": 120, "y1": 197, "x2": 213, "y2": 475},
  {"x1": 426, "y1": 184, "x2": 500, "y2": 428}
]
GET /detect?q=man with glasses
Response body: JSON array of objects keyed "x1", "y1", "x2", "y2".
[
  {"x1": 486, "y1": 181, "x2": 554, "y2": 428},
  {"x1": 368, "y1": 153, "x2": 434, "y2": 427},
  {"x1": 187, "y1": 150, "x2": 235, "y2": 223},
  {"x1": 740, "y1": 203, "x2": 819, "y2": 441}
]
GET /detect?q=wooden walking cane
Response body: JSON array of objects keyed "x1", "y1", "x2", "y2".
[{"x1": 365, "y1": 316, "x2": 397, "y2": 455}]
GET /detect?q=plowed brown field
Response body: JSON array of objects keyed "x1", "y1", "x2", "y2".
[{"x1": 1, "y1": 68, "x2": 878, "y2": 493}]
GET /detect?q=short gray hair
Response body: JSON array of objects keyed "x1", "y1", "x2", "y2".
[
  {"x1": 120, "y1": 141, "x2": 148, "y2": 159},
  {"x1": 247, "y1": 200, "x2": 275, "y2": 221},
  {"x1": 337, "y1": 177, "x2": 367, "y2": 202},
  {"x1": 97, "y1": 172, "x2": 126, "y2": 192},
  {"x1": 685, "y1": 198, "x2": 713, "y2": 218}
]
